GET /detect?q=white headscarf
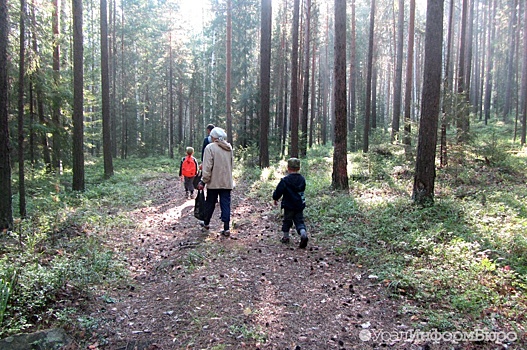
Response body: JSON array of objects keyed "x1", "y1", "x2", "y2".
[{"x1": 210, "y1": 127, "x2": 227, "y2": 141}]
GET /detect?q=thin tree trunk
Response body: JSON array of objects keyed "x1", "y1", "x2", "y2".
[
  {"x1": 169, "y1": 32, "x2": 174, "y2": 159},
  {"x1": 0, "y1": 0, "x2": 12, "y2": 230},
  {"x1": 72, "y1": 0, "x2": 85, "y2": 191},
  {"x1": 101, "y1": 0, "x2": 113, "y2": 178},
  {"x1": 259, "y1": 0, "x2": 271, "y2": 168},
  {"x1": 363, "y1": 0, "x2": 375, "y2": 153},
  {"x1": 300, "y1": 0, "x2": 311, "y2": 157},
  {"x1": 290, "y1": 0, "x2": 300, "y2": 158},
  {"x1": 503, "y1": 0, "x2": 518, "y2": 121},
  {"x1": 521, "y1": 0, "x2": 527, "y2": 145},
  {"x1": 309, "y1": 38, "x2": 316, "y2": 148},
  {"x1": 483, "y1": 0, "x2": 497, "y2": 125},
  {"x1": 404, "y1": 0, "x2": 415, "y2": 152},
  {"x1": 226, "y1": 0, "x2": 233, "y2": 144},
  {"x1": 18, "y1": 0, "x2": 27, "y2": 217},
  {"x1": 456, "y1": 0, "x2": 469, "y2": 142},
  {"x1": 52, "y1": 0, "x2": 62, "y2": 172},
  {"x1": 391, "y1": 0, "x2": 404, "y2": 143},
  {"x1": 348, "y1": 0, "x2": 356, "y2": 134}
]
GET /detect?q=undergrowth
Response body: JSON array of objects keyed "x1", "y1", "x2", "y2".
[
  {"x1": 255, "y1": 126, "x2": 526, "y2": 341},
  {"x1": 0, "y1": 156, "x2": 176, "y2": 337},
  {"x1": 1, "y1": 124, "x2": 526, "y2": 345}
]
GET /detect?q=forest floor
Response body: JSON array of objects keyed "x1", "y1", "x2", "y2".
[{"x1": 69, "y1": 173, "x2": 512, "y2": 350}]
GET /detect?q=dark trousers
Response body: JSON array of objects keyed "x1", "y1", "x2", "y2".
[
  {"x1": 282, "y1": 208, "x2": 306, "y2": 233},
  {"x1": 204, "y1": 188, "x2": 231, "y2": 229}
]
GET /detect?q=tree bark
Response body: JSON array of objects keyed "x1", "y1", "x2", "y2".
[
  {"x1": 18, "y1": 0, "x2": 27, "y2": 217},
  {"x1": 363, "y1": 0, "x2": 375, "y2": 153},
  {"x1": 483, "y1": 0, "x2": 496, "y2": 126},
  {"x1": 391, "y1": 0, "x2": 404, "y2": 143},
  {"x1": 456, "y1": 0, "x2": 469, "y2": 142},
  {"x1": 289, "y1": 0, "x2": 300, "y2": 158},
  {"x1": 0, "y1": 0, "x2": 13, "y2": 230},
  {"x1": 259, "y1": 0, "x2": 271, "y2": 168},
  {"x1": 404, "y1": 0, "x2": 415, "y2": 151},
  {"x1": 348, "y1": 0, "x2": 356, "y2": 135},
  {"x1": 412, "y1": 0, "x2": 444, "y2": 205},
  {"x1": 101, "y1": 0, "x2": 113, "y2": 178},
  {"x1": 72, "y1": 0, "x2": 85, "y2": 191},
  {"x1": 52, "y1": 0, "x2": 62, "y2": 172},
  {"x1": 300, "y1": 0, "x2": 311, "y2": 157},
  {"x1": 521, "y1": 0, "x2": 527, "y2": 145},
  {"x1": 332, "y1": 0, "x2": 348, "y2": 190},
  {"x1": 226, "y1": 0, "x2": 233, "y2": 144}
]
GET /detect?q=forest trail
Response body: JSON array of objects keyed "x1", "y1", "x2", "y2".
[{"x1": 80, "y1": 174, "x2": 476, "y2": 349}]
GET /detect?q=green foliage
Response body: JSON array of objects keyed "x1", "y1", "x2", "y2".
[
  {"x1": 251, "y1": 139, "x2": 527, "y2": 334},
  {"x1": 1, "y1": 156, "x2": 178, "y2": 336}
]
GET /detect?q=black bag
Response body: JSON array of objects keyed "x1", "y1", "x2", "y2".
[
  {"x1": 193, "y1": 170, "x2": 202, "y2": 189},
  {"x1": 194, "y1": 189, "x2": 205, "y2": 220}
]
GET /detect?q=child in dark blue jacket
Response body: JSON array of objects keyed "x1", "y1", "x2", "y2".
[{"x1": 273, "y1": 158, "x2": 308, "y2": 248}]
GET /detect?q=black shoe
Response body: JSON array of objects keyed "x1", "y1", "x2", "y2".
[
  {"x1": 280, "y1": 236, "x2": 290, "y2": 244},
  {"x1": 299, "y1": 231, "x2": 308, "y2": 248}
]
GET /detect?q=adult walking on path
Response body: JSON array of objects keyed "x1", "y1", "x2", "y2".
[{"x1": 197, "y1": 127, "x2": 234, "y2": 236}]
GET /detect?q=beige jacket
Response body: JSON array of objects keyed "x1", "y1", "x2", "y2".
[{"x1": 201, "y1": 140, "x2": 234, "y2": 189}]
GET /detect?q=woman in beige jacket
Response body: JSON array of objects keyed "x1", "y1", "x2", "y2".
[{"x1": 197, "y1": 127, "x2": 234, "y2": 236}]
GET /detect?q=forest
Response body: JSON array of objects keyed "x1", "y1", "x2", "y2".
[{"x1": 0, "y1": 0, "x2": 526, "y2": 348}]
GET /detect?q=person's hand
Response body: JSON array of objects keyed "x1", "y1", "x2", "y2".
[
  {"x1": 199, "y1": 164, "x2": 203, "y2": 170},
  {"x1": 274, "y1": 200, "x2": 278, "y2": 206},
  {"x1": 180, "y1": 176, "x2": 184, "y2": 182},
  {"x1": 197, "y1": 182, "x2": 205, "y2": 191}
]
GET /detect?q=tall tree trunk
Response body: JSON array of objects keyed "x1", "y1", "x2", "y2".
[
  {"x1": 290, "y1": 0, "x2": 300, "y2": 158},
  {"x1": 52, "y1": 0, "x2": 62, "y2": 172},
  {"x1": 332, "y1": 0, "x2": 348, "y2": 190},
  {"x1": 456, "y1": 0, "x2": 469, "y2": 142},
  {"x1": 309, "y1": 38, "x2": 316, "y2": 148},
  {"x1": 101, "y1": 0, "x2": 113, "y2": 178},
  {"x1": 169, "y1": 32, "x2": 174, "y2": 159},
  {"x1": 521, "y1": 0, "x2": 527, "y2": 145},
  {"x1": 404, "y1": 0, "x2": 415, "y2": 153},
  {"x1": 483, "y1": 0, "x2": 497, "y2": 125},
  {"x1": 412, "y1": 0, "x2": 444, "y2": 205},
  {"x1": 440, "y1": 0, "x2": 453, "y2": 166},
  {"x1": 348, "y1": 0, "x2": 356, "y2": 134},
  {"x1": 391, "y1": 0, "x2": 404, "y2": 143},
  {"x1": 226, "y1": 0, "x2": 233, "y2": 144},
  {"x1": 363, "y1": 0, "x2": 375, "y2": 153},
  {"x1": 300, "y1": 0, "x2": 311, "y2": 157},
  {"x1": 0, "y1": 0, "x2": 13, "y2": 230},
  {"x1": 72, "y1": 0, "x2": 85, "y2": 191},
  {"x1": 259, "y1": 0, "x2": 271, "y2": 168},
  {"x1": 503, "y1": 0, "x2": 518, "y2": 121},
  {"x1": 110, "y1": 0, "x2": 117, "y2": 158},
  {"x1": 30, "y1": 0, "x2": 51, "y2": 173},
  {"x1": 18, "y1": 0, "x2": 27, "y2": 217}
]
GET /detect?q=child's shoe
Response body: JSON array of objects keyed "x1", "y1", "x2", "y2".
[
  {"x1": 199, "y1": 221, "x2": 209, "y2": 231},
  {"x1": 220, "y1": 230, "x2": 230, "y2": 237},
  {"x1": 280, "y1": 236, "x2": 290, "y2": 244},
  {"x1": 299, "y1": 229, "x2": 308, "y2": 248}
]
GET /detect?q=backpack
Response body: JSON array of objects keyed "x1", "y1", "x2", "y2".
[{"x1": 181, "y1": 156, "x2": 197, "y2": 177}]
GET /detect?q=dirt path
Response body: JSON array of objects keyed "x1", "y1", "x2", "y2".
[{"x1": 80, "y1": 175, "x2": 478, "y2": 350}]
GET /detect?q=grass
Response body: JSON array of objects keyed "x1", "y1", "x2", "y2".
[
  {"x1": 1, "y1": 124, "x2": 526, "y2": 342},
  {"x1": 253, "y1": 125, "x2": 526, "y2": 337},
  {"x1": 0, "y1": 156, "x2": 178, "y2": 336}
]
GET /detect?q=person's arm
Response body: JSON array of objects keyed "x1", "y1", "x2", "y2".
[
  {"x1": 178, "y1": 158, "x2": 183, "y2": 177},
  {"x1": 272, "y1": 179, "x2": 285, "y2": 202},
  {"x1": 193, "y1": 158, "x2": 199, "y2": 174},
  {"x1": 201, "y1": 146, "x2": 213, "y2": 184}
]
